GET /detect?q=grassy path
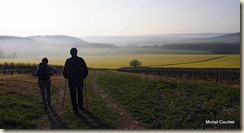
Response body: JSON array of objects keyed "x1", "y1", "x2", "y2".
[
  {"x1": 0, "y1": 71, "x2": 144, "y2": 129},
  {"x1": 97, "y1": 70, "x2": 240, "y2": 129},
  {"x1": 36, "y1": 71, "x2": 144, "y2": 129},
  {"x1": 89, "y1": 70, "x2": 144, "y2": 129}
]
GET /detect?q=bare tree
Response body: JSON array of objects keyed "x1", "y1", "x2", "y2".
[
  {"x1": 0, "y1": 50, "x2": 5, "y2": 58},
  {"x1": 12, "y1": 52, "x2": 17, "y2": 58}
]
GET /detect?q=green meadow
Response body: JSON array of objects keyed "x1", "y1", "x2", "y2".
[{"x1": 0, "y1": 70, "x2": 240, "y2": 129}]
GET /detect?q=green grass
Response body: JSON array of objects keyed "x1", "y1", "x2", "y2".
[
  {"x1": 0, "y1": 75, "x2": 43, "y2": 129},
  {"x1": 0, "y1": 70, "x2": 240, "y2": 129},
  {"x1": 0, "y1": 74, "x2": 118, "y2": 129},
  {"x1": 97, "y1": 70, "x2": 240, "y2": 129},
  {"x1": 61, "y1": 79, "x2": 117, "y2": 129},
  {"x1": 0, "y1": 94, "x2": 41, "y2": 128}
]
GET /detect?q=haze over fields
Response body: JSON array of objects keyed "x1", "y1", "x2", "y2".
[
  {"x1": 0, "y1": 0, "x2": 240, "y2": 65},
  {"x1": 0, "y1": 32, "x2": 240, "y2": 58}
]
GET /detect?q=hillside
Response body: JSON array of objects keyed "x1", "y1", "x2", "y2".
[
  {"x1": 188, "y1": 32, "x2": 240, "y2": 43},
  {"x1": 0, "y1": 33, "x2": 240, "y2": 58},
  {"x1": 30, "y1": 35, "x2": 117, "y2": 48},
  {"x1": 160, "y1": 33, "x2": 240, "y2": 54},
  {"x1": 162, "y1": 43, "x2": 240, "y2": 54},
  {"x1": 124, "y1": 33, "x2": 241, "y2": 54},
  {"x1": 0, "y1": 35, "x2": 117, "y2": 58},
  {"x1": 213, "y1": 32, "x2": 240, "y2": 38},
  {"x1": 30, "y1": 35, "x2": 89, "y2": 46},
  {"x1": 80, "y1": 33, "x2": 239, "y2": 46},
  {"x1": 0, "y1": 36, "x2": 45, "y2": 57}
]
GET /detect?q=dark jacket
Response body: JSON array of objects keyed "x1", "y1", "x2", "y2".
[
  {"x1": 34, "y1": 63, "x2": 57, "y2": 81},
  {"x1": 63, "y1": 56, "x2": 88, "y2": 81}
]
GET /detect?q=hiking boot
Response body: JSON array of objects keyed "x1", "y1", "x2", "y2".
[
  {"x1": 74, "y1": 110, "x2": 79, "y2": 115},
  {"x1": 79, "y1": 105, "x2": 84, "y2": 110},
  {"x1": 80, "y1": 107, "x2": 87, "y2": 111},
  {"x1": 44, "y1": 105, "x2": 47, "y2": 110}
]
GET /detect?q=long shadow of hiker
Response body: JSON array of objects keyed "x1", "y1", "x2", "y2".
[
  {"x1": 76, "y1": 109, "x2": 111, "y2": 129},
  {"x1": 46, "y1": 107, "x2": 70, "y2": 129}
]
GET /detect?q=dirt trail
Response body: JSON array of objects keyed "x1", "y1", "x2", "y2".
[
  {"x1": 35, "y1": 76, "x2": 70, "y2": 129},
  {"x1": 89, "y1": 70, "x2": 144, "y2": 129},
  {"x1": 34, "y1": 71, "x2": 144, "y2": 129}
]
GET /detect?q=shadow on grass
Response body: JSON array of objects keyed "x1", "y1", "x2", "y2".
[
  {"x1": 46, "y1": 107, "x2": 70, "y2": 129},
  {"x1": 76, "y1": 109, "x2": 111, "y2": 129}
]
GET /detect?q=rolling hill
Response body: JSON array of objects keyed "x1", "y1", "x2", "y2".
[
  {"x1": 80, "y1": 32, "x2": 240, "y2": 46},
  {"x1": 0, "y1": 32, "x2": 240, "y2": 58},
  {"x1": 0, "y1": 35, "x2": 117, "y2": 58}
]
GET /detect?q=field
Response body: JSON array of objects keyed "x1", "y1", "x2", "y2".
[
  {"x1": 0, "y1": 70, "x2": 240, "y2": 129},
  {"x1": 83, "y1": 54, "x2": 240, "y2": 69},
  {"x1": 0, "y1": 48, "x2": 241, "y2": 129},
  {"x1": 0, "y1": 54, "x2": 240, "y2": 69}
]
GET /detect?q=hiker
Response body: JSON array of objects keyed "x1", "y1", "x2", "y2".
[
  {"x1": 34, "y1": 58, "x2": 57, "y2": 109},
  {"x1": 63, "y1": 48, "x2": 88, "y2": 114}
]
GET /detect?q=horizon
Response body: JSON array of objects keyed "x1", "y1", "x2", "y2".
[
  {"x1": 0, "y1": 0, "x2": 240, "y2": 37},
  {"x1": 0, "y1": 32, "x2": 240, "y2": 38}
]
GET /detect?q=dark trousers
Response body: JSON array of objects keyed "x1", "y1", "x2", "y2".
[
  {"x1": 68, "y1": 79, "x2": 83, "y2": 111},
  {"x1": 38, "y1": 79, "x2": 51, "y2": 106}
]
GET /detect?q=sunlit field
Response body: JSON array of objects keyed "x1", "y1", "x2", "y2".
[
  {"x1": 84, "y1": 54, "x2": 240, "y2": 69},
  {"x1": 0, "y1": 54, "x2": 240, "y2": 69}
]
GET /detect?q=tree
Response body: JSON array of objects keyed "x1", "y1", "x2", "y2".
[
  {"x1": 0, "y1": 50, "x2": 5, "y2": 58},
  {"x1": 129, "y1": 59, "x2": 142, "y2": 68},
  {"x1": 12, "y1": 52, "x2": 17, "y2": 58}
]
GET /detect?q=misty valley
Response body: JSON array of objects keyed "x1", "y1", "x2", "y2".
[{"x1": 0, "y1": 32, "x2": 240, "y2": 59}]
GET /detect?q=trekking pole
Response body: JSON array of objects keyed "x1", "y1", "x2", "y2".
[
  {"x1": 61, "y1": 79, "x2": 67, "y2": 115},
  {"x1": 50, "y1": 84, "x2": 59, "y2": 93},
  {"x1": 84, "y1": 78, "x2": 88, "y2": 109}
]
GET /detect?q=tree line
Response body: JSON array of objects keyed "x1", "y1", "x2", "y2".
[
  {"x1": 137, "y1": 43, "x2": 240, "y2": 54},
  {"x1": 0, "y1": 50, "x2": 17, "y2": 59}
]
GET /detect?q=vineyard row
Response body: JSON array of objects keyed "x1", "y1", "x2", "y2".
[
  {"x1": 0, "y1": 62, "x2": 63, "y2": 75},
  {"x1": 118, "y1": 67, "x2": 240, "y2": 85}
]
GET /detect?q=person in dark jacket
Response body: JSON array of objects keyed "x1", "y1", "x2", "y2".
[
  {"x1": 34, "y1": 58, "x2": 57, "y2": 109},
  {"x1": 63, "y1": 48, "x2": 88, "y2": 114}
]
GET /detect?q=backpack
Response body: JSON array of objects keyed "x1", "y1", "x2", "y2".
[
  {"x1": 69, "y1": 58, "x2": 87, "y2": 79},
  {"x1": 38, "y1": 63, "x2": 50, "y2": 80}
]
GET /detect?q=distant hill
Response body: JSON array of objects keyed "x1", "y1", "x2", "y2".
[
  {"x1": 30, "y1": 35, "x2": 117, "y2": 48},
  {"x1": 30, "y1": 35, "x2": 89, "y2": 47},
  {"x1": 187, "y1": 32, "x2": 240, "y2": 44},
  {"x1": 213, "y1": 32, "x2": 240, "y2": 38},
  {"x1": 0, "y1": 35, "x2": 117, "y2": 58},
  {"x1": 0, "y1": 36, "x2": 45, "y2": 57},
  {"x1": 0, "y1": 33, "x2": 240, "y2": 58},
  {"x1": 80, "y1": 33, "x2": 233, "y2": 46},
  {"x1": 161, "y1": 33, "x2": 241, "y2": 54},
  {"x1": 117, "y1": 32, "x2": 241, "y2": 54},
  {"x1": 162, "y1": 43, "x2": 240, "y2": 54}
]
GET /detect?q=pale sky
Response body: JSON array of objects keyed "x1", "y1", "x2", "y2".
[{"x1": 0, "y1": 0, "x2": 240, "y2": 37}]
